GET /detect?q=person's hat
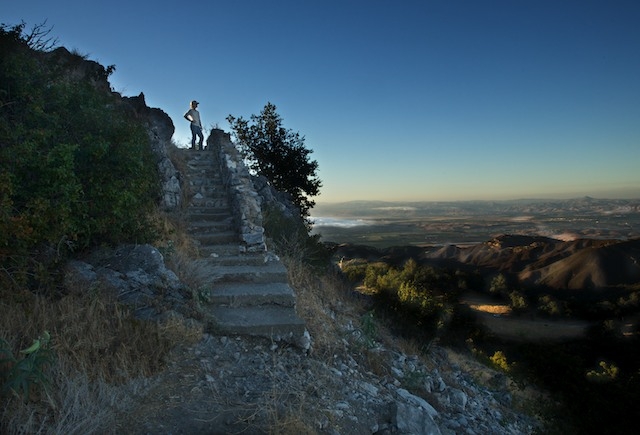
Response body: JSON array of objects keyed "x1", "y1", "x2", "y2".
[{"x1": 191, "y1": 100, "x2": 199, "y2": 105}]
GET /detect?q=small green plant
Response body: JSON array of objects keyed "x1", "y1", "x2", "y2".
[
  {"x1": 586, "y1": 360, "x2": 619, "y2": 383},
  {"x1": 0, "y1": 331, "x2": 56, "y2": 400},
  {"x1": 360, "y1": 310, "x2": 378, "y2": 348},
  {"x1": 490, "y1": 350, "x2": 512, "y2": 373},
  {"x1": 402, "y1": 369, "x2": 428, "y2": 392},
  {"x1": 193, "y1": 286, "x2": 211, "y2": 305},
  {"x1": 489, "y1": 274, "x2": 508, "y2": 295},
  {"x1": 157, "y1": 240, "x2": 176, "y2": 259}
]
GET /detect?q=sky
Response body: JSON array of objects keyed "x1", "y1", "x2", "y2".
[{"x1": 3, "y1": 1, "x2": 640, "y2": 203}]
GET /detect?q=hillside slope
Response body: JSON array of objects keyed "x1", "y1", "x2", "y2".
[{"x1": 427, "y1": 235, "x2": 640, "y2": 290}]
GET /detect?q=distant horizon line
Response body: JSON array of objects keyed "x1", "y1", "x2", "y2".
[{"x1": 315, "y1": 195, "x2": 640, "y2": 205}]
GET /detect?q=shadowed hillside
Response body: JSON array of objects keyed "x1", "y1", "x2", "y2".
[
  {"x1": 519, "y1": 239, "x2": 640, "y2": 289},
  {"x1": 331, "y1": 234, "x2": 640, "y2": 291},
  {"x1": 425, "y1": 235, "x2": 640, "y2": 290}
]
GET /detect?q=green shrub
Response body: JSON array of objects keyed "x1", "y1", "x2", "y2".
[
  {"x1": 586, "y1": 360, "x2": 619, "y2": 383},
  {"x1": 509, "y1": 290, "x2": 528, "y2": 312},
  {"x1": 0, "y1": 23, "x2": 159, "y2": 288},
  {"x1": 359, "y1": 310, "x2": 378, "y2": 348}
]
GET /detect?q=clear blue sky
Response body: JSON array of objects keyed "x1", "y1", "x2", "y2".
[{"x1": 4, "y1": 0, "x2": 640, "y2": 203}]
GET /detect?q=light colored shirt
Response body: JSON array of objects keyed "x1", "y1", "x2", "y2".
[{"x1": 184, "y1": 108, "x2": 202, "y2": 128}]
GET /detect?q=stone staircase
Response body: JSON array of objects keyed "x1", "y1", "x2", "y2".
[{"x1": 179, "y1": 149, "x2": 306, "y2": 343}]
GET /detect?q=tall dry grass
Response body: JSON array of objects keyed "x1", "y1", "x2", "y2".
[{"x1": 0, "y1": 279, "x2": 200, "y2": 434}]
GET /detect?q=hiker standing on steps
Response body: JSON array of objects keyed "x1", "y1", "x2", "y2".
[{"x1": 184, "y1": 100, "x2": 204, "y2": 150}]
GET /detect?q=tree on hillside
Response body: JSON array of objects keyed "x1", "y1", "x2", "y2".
[{"x1": 226, "y1": 102, "x2": 321, "y2": 219}]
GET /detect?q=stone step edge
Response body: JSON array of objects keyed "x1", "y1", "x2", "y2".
[
  {"x1": 191, "y1": 260, "x2": 289, "y2": 283},
  {"x1": 209, "y1": 282, "x2": 296, "y2": 307},
  {"x1": 206, "y1": 305, "x2": 306, "y2": 341}
]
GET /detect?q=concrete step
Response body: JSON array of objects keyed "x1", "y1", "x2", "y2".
[
  {"x1": 188, "y1": 196, "x2": 229, "y2": 208},
  {"x1": 185, "y1": 166, "x2": 219, "y2": 174},
  {"x1": 187, "y1": 211, "x2": 233, "y2": 223},
  {"x1": 185, "y1": 157, "x2": 219, "y2": 165},
  {"x1": 187, "y1": 179, "x2": 223, "y2": 187},
  {"x1": 182, "y1": 150, "x2": 217, "y2": 159},
  {"x1": 188, "y1": 188, "x2": 226, "y2": 201},
  {"x1": 189, "y1": 179, "x2": 224, "y2": 189},
  {"x1": 194, "y1": 261, "x2": 289, "y2": 284},
  {"x1": 198, "y1": 250, "x2": 268, "y2": 267},
  {"x1": 193, "y1": 232, "x2": 239, "y2": 246},
  {"x1": 194, "y1": 243, "x2": 245, "y2": 257},
  {"x1": 209, "y1": 282, "x2": 296, "y2": 307},
  {"x1": 207, "y1": 305, "x2": 306, "y2": 340},
  {"x1": 186, "y1": 172, "x2": 221, "y2": 182},
  {"x1": 188, "y1": 219, "x2": 235, "y2": 234},
  {"x1": 185, "y1": 165, "x2": 219, "y2": 170}
]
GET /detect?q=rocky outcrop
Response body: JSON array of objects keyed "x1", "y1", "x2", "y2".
[
  {"x1": 65, "y1": 244, "x2": 196, "y2": 323},
  {"x1": 124, "y1": 92, "x2": 181, "y2": 210},
  {"x1": 45, "y1": 47, "x2": 113, "y2": 93}
]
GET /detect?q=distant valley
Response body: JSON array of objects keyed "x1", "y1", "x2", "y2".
[
  {"x1": 312, "y1": 196, "x2": 640, "y2": 248},
  {"x1": 313, "y1": 197, "x2": 640, "y2": 292}
]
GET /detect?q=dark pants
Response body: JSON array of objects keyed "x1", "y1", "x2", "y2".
[{"x1": 191, "y1": 124, "x2": 204, "y2": 149}]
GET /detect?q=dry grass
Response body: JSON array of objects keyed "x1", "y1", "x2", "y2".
[
  {"x1": 0, "y1": 272, "x2": 200, "y2": 434},
  {"x1": 152, "y1": 210, "x2": 199, "y2": 257},
  {"x1": 283, "y1": 253, "x2": 364, "y2": 358},
  {"x1": 1, "y1": 358, "x2": 140, "y2": 435}
]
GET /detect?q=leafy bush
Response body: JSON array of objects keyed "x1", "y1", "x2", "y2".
[
  {"x1": 489, "y1": 273, "x2": 508, "y2": 295},
  {"x1": 0, "y1": 23, "x2": 159, "y2": 288},
  {"x1": 508, "y1": 290, "x2": 528, "y2": 312},
  {"x1": 357, "y1": 258, "x2": 462, "y2": 341},
  {"x1": 586, "y1": 360, "x2": 619, "y2": 383}
]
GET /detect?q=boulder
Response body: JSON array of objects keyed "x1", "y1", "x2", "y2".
[{"x1": 65, "y1": 244, "x2": 190, "y2": 320}]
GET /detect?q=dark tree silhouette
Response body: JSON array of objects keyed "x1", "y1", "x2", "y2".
[{"x1": 227, "y1": 102, "x2": 322, "y2": 219}]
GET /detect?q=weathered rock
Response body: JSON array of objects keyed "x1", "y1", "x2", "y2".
[
  {"x1": 65, "y1": 244, "x2": 190, "y2": 320},
  {"x1": 124, "y1": 92, "x2": 181, "y2": 210}
]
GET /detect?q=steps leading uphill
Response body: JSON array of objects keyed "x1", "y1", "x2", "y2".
[{"x1": 180, "y1": 149, "x2": 306, "y2": 343}]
